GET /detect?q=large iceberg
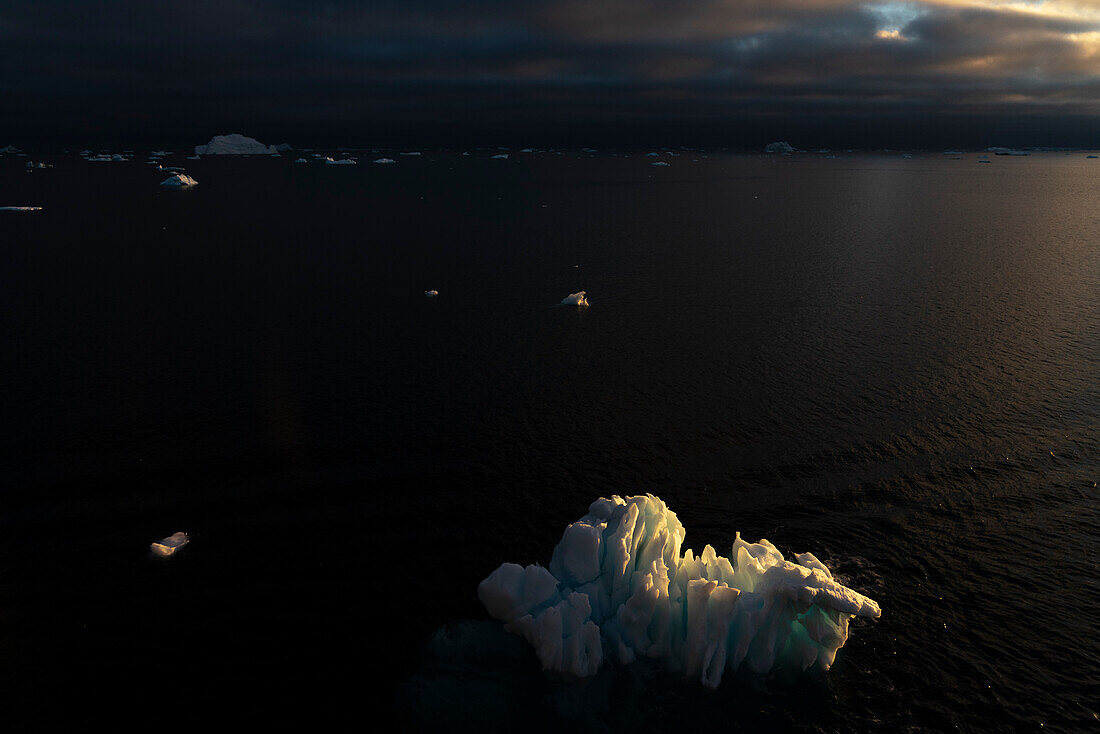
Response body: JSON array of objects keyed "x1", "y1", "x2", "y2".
[
  {"x1": 479, "y1": 494, "x2": 879, "y2": 688},
  {"x1": 194, "y1": 134, "x2": 278, "y2": 155}
]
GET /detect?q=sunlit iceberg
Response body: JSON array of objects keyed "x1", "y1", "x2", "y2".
[
  {"x1": 0, "y1": 206, "x2": 44, "y2": 211},
  {"x1": 424, "y1": 289, "x2": 439, "y2": 297},
  {"x1": 160, "y1": 173, "x2": 198, "y2": 187},
  {"x1": 479, "y1": 494, "x2": 879, "y2": 688},
  {"x1": 560, "y1": 291, "x2": 589, "y2": 307},
  {"x1": 150, "y1": 531, "x2": 189, "y2": 558}
]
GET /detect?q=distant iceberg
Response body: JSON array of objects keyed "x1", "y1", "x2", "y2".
[
  {"x1": 561, "y1": 291, "x2": 589, "y2": 307},
  {"x1": 194, "y1": 133, "x2": 278, "y2": 155},
  {"x1": 324, "y1": 157, "x2": 357, "y2": 165},
  {"x1": 150, "y1": 531, "x2": 189, "y2": 558},
  {"x1": 491, "y1": 153, "x2": 509, "y2": 159},
  {"x1": 373, "y1": 158, "x2": 395, "y2": 164},
  {"x1": 294, "y1": 157, "x2": 308, "y2": 163},
  {"x1": 424, "y1": 289, "x2": 439, "y2": 297},
  {"x1": 651, "y1": 161, "x2": 669, "y2": 167},
  {"x1": 480, "y1": 494, "x2": 879, "y2": 688},
  {"x1": 0, "y1": 206, "x2": 44, "y2": 211},
  {"x1": 160, "y1": 173, "x2": 198, "y2": 187},
  {"x1": 765, "y1": 141, "x2": 795, "y2": 154}
]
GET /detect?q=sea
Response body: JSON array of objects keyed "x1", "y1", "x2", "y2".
[{"x1": 1, "y1": 149, "x2": 1097, "y2": 732}]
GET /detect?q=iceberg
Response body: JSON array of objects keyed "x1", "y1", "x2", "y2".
[
  {"x1": 160, "y1": 173, "x2": 198, "y2": 187},
  {"x1": 651, "y1": 161, "x2": 669, "y2": 167},
  {"x1": 424, "y1": 289, "x2": 439, "y2": 297},
  {"x1": 491, "y1": 153, "x2": 509, "y2": 159},
  {"x1": 560, "y1": 291, "x2": 589, "y2": 307},
  {"x1": 479, "y1": 494, "x2": 879, "y2": 688},
  {"x1": 324, "y1": 157, "x2": 357, "y2": 165},
  {"x1": 0, "y1": 206, "x2": 44, "y2": 211},
  {"x1": 373, "y1": 158, "x2": 395, "y2": 164},
  {"x1": 294, "y1": 157, "x2": 308, "y2": 163},
  {"x1": 150, "y1": 531, "x2": 189, "y2": 558},
  {"x1": 765, "y1": 141, "x2": 795, "y2": 154},
  {"x1": 194, "y1": 133, "x2": 278, "y2": 155}
]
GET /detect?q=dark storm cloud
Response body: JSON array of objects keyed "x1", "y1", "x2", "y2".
[{"x1": 1, "y1": 1, "x2": 1098, "y2": 147}]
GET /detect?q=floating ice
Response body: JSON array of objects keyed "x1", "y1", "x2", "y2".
[
  {"x1": 491, "y1": 153, "x2": 509, "y2": 159},
  {"x1": 150, "y1": 531, "x2": 189, "y2": 558},
  {"x1": 765, "y1": 141, "x2": 795, "y2": 154},
  {"x1": 194, "y1": 133, "x2": 278, "y2": 155},
  {"x1": 0, "y1": 206, "x2": 44, "y2": 211},
  {"x1": 479, "y1": 494, "x2": 879, "y2": 688},
  {"x1": 160, "y1": 174, "x2": 198, "y2": 187},
  {"x1": 561, "y1": 291, "x2": 589, "y2": 307},
  {"x1": 324, "y1": 157, "x2": 357, "y2": 165},
  {"x1": 294, "y1": 157, "x2": 308, "y2": 163},
  {"x1": 651, "y1": 161, "x2": 669, "y2": 167},
  {"x1": 401, "y1": 151, "x2": 422, "y2": 156},
  {"x1": 424, "y1": 289, "x2": 439, "y2": 297},
  {"x1": 373, "y1": 158, "x2": 395, "y2": 164}
]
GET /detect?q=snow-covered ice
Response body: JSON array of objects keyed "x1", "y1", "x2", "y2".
[
  {"x1": 160, "y1": 174, "x2": 198, "y2": 187},
  {"x1": 480, "y1": 494, "x2": 880, "y2": 688},
  {"x1": 194, "y1": 133, "x2": 278, "y2": 155},
  {"x1": 324, "y1": 157, "x2": 357, "y2": 165},
  {"x1": 150, "y1": 531, "x2": 189, "y2": 558},
  {"x1": 0, "y1": 206, "x2": 44, "y2": 211},
  {"x1": 561, "y1": 291, "x2": 589, "y2": 307}
]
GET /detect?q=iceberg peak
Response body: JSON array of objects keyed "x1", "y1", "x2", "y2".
[
  {"x1": 561, "y1": 291, "x2": 589, "y2": 307},
  {"x1": 479, "y1": 494, "x2": 879, "y2": 688}
]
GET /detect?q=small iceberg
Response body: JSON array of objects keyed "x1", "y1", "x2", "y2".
[
  {"x1": 480, "y1": 494, "x2": 880, "y2": 688},
  {"x1": 150, "y1": 531, "x2": 189, "y2": 558},
  {"x1": 491, "y1": 153, "x2": 509, "y2": 159},
  {"x1": 651, "y1": 161, "x2": 669, "y2": 167},
  {"x1": 561, "y1": 291, "x2": 589, "y2": 307},
  {"x1": 424, "y1": 289, "x2": 439, "y2": 298},
  {"x1": 373, "y1": 158, "x2": 395, "y2": 164},
  {"x1": 160, "y1": 173, "x2": 198, "y2": 187},
  {"x1": 324, "y1": 157, "x2": 357, "y2": 165},
  {"x1": 0, "y1": 206, "x2": 44, "y2": 211},
  {"x1": 401, "y1": 151, "x2": 422, "y2": 156},
  {"x1": 765, "y1": 141, "x2": 795, "y2": 154},
  {"x1": 294, "y1": 157, "x2": 308, "y2": 163}
]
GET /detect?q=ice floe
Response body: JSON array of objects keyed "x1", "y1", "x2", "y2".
[
  {"x1": 561, "y1": 291, "x2": 589, "y2": 307},
  {"x1": 765, "y1": 141, "x2": 795, "y2": 154},
  {"x1": 491, "y1": 153, "x2": 509, "y2": 159},
  {"x1": 0, "y1": 206, "x2": 44, "y2": 211},
  {"x1": 150, "y1": 531, "x2": 189, "y2": 558},
  {"x1": 373, "y1": 158, "x2": 395, "y2": 164},
  {"x1": 324, "y1": 157, "x2": 357, "y2": 165},
  {"x1": 480, "y1": 494, "x2": 879, "y2": 687},
  {"x1": 424, "y1": 289, "x2": 439, "y2": 297},
  {"x1": 651, "y1": 161, "x2": 669, "y2": 167}
]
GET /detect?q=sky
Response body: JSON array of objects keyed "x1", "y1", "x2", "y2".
[{"x1": 2, "y1": 0, "x2": 1099, "y2": 148}]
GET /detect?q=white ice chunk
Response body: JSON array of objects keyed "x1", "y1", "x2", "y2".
[
  {"x1": 561, "y1": 291, "x2": 589, "y2": 307},
  {"x1": 325, "y1": 158, "x2": 356, "y2": 165},
  {"x1": 424, "y1": 289, "x2": 439, "y2": 297},
  {"x1": 480, "y1": 494, "x2": 879, "y2": 688},
  {"x1": 0, "y1": 206, "x2": 44, "y2": 211},
  {"x1": 150, "y1": 531, "x2": 189, "y2": 558},
  {"x1": 401, "y1": 151, "x2": 422, "y2": 156},
  {"x1": 765, "y1": 141, "x2": 795, "y2": 154},
  {"x1": 194, "y1": 133, "x2": 278, "y2": 155},
  {"x1": 651, "y1": 161, "x2": 669, "y2": 166},
  {"x1": 373, "y1": 158, "x2": 395, "y2": 164},
  {"x1": 491, "y1": 154, "x2": 509, "y2": 159},
  {"x1": 294, "y1": 158, "x2": 308, "y2": 163},
  {"x1": 160, "y1": 174, "x2": 198, "y2": 187}
]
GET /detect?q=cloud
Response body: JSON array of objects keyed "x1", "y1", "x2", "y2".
[{"x1": 1, "y1": 1, "x2": 1098, "y2": 146}]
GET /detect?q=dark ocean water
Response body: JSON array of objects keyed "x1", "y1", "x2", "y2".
[{"x1": 1, "y1": 150, "x2": 1097, "y2": 732}]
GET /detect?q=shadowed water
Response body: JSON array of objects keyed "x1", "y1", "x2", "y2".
[{"x1": 0, "y1": 150, "x2": 1096, "y2": 731}]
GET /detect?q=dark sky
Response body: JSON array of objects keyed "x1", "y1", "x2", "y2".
[{"x1": 3, "y1": 0, "x2": 1099, "y2": 149}]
